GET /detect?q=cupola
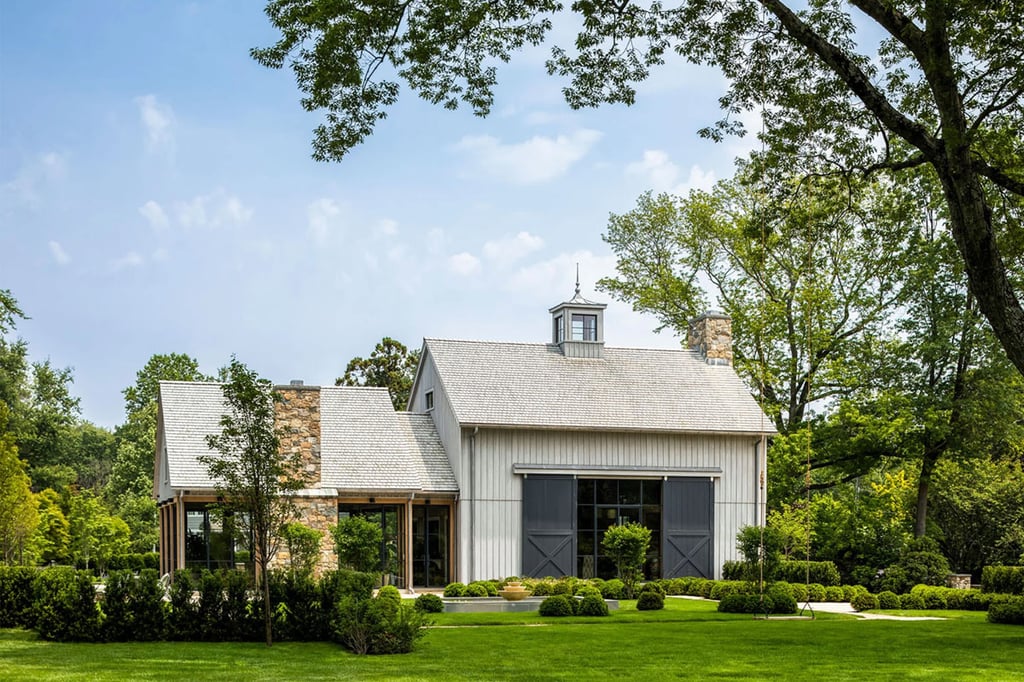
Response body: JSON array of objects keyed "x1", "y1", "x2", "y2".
[{"x1": 549, "y1": 274, "x2": 606, "y2": 359}]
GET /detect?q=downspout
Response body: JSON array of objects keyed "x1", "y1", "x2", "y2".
[{"x1": 469, "y1": 426, "x2": 479, "y2": 583}]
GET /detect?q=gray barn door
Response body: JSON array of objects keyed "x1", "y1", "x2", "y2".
[
  {"x1": 521, "y1": 475, "x2": 575, "y2": 578},
  {"x1": 662, "y1": 477, "x2": 714, "y2": 578}
]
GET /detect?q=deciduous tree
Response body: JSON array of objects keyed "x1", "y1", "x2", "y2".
[
  {"x1": 336, "y1": 337, "x2": 420, "y2": 411},
  {"x1": 254, "y1": 0, "x2": 1024, "y2": 376},
  {"x1": 202, "y1": 357, "x2": 302, "y2": 646}
]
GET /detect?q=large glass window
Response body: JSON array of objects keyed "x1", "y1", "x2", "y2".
[
  {"x1": 412, "y1": 505, "x2": 449, "y2": 588},
  {"x1": 577, "y1": 479, "x2": 661, "y2": 579},
  {"x1": 338, "y1": 504, "x2": 404, "y2": 588},
  {"x1": 184, "y1": 503, "x2": 238, "y2": 571},
  {"x1": 571, "y1": 314, "x2": 597, "y2": 341}
]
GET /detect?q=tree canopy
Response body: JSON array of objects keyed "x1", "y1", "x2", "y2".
[
  {"x1": 336, "y1": 337, "x2": 420, "y2": 411},
  {"x1": 254, "y1": 0, "x2": 1024, "y2": 376}
]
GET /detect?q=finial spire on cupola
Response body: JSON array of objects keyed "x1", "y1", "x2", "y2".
[{"x1": 549, "y1": 271, "x2": 607, "y2": 358}]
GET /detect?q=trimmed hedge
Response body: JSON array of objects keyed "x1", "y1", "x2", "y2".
[
  {"x1": 851, "y1": 592, "x2": 879, "y2": 612},
  {"x1": 982, "y1": 566, "x2": 1024, "y2": 595},
  {"x1": 0, "y1": 566, "x2": 38, "y2": 628},
  {"x1": 988, "y1": 596, "x2": 1024, "y2": 625},
  {"x1": 777, "y1": 561, "x2": 841, "y2": 587},
  {"x1": 539, "y1": 595, "x2": 574, "y2": 617},
  {"x1": 33, "y1": 568, "x2": 102, "y2": 642}
]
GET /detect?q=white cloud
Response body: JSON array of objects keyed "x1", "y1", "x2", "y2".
[
  {"x1": 135, "y1": 95, "x2": 175, "y2": 151},
  {"x1": 112, "y1": 251, "x2": 144, "y2": 270},
  {"x1": 48, "y1": 240, "x2": 70, "y2": 265},
  {"x1": 507, "y1": 250, "x2": 617, "y2": 300},
  {"x1": 448, "y1": 252, "x2": 481, "y2": 276},
  {"x1": 307, "y1": 198, "x2": 342, "y2": 244},
  {"x1": 139, "y1": 200, "x2": 169, "y2": 230},
  {"x1": 375, "y1": 218, "x2": 399, "y2": 237},
  {"x1": 483, "y1": 231, "x2": 545, "y2": 263},
  {"x1": 625, "y1": 150, "x2": 716, "y2": 195},
  {"x1": 3, "y1": 152, "x2": 67, "y2": 206},
  {"x1": 175, "y1": 189, "x2": 252, "y2": 229},
  {"x1": 454, "y1": 129, "x2": 603, "y2": 184}
]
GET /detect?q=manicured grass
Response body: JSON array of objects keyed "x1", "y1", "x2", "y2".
[{"x1": 2, "y1": 599, "x2": 1022, "y2": 681}]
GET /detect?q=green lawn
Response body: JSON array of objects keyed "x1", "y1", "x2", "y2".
[{"x1": 2, "y1": 599, "x2": 1022, "y2": 681}]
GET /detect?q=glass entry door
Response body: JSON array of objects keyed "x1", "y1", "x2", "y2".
[{"x1": 412, "y1": 505, "x2": 449, "y2": 588}]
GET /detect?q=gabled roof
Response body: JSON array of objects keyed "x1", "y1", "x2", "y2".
[
  {"x1": 158, "y1": 382, "x2": 457, "y2": 494},
  {"x1": 423, "y1": 339, "x2": 775, "y2": 435},
  {"x1": 320, "y1": 387, "x2": 458, "y2": 493}
]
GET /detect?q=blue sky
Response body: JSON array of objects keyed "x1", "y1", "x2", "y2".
[{"x1": 1, "y1": 1, "x2": 754, "y2": 428}]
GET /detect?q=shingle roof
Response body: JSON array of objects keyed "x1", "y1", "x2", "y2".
[
  {"x1": 158, "y1": 382, "x2": 458, "y2": 494},
  {"x1": 423, "y1": 339, "x2": 776, "y2": 435},
  {"x1": 320, "y1": 387, "x2": 457, "y2": 493},
  {"x1": 159, "y1": 381, "x2": 228, "y2": 489}
]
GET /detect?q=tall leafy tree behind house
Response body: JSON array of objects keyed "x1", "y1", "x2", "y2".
[
  {"x1": 107, "y1": 353, "x2": 210, "y2": 552},
  {"x1": 202, "y1": 357, "x2": 302, "y2": 646},
  {"x1": 0, "y1": 403, "x2": 38, "y2": 565},
  {"x1": 253, "y1": 0, "x2": 1024, "y2": 377},
  {"x1": 337, "y1": 337, "x2": 420, "y2": 410},
  {"x1": 599, "y1": 174, "x2": 909, "y2": 436}
]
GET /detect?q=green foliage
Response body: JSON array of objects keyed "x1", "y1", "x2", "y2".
[
  {"x1": 538, "y1": 595, "x2": 574, "y2": 618},
  {"x1": 281, "y1": 521, "x2": 324, "y2": 578},
  {"x1": 982, "y1": 566, "x2": 1024, "y2": 595},
  {"x1": 443, "y1": 582, "x2": 466, "y2": 597},
  {"x1": 777, "y1": 560, "x2": 841, "y2": 587},
  {"x1": 414, "y1": 593, "x2": 444, "y2": 613},
  {"x1": 851, "y1": 592, "x2": 879, "y2": 612},
  {"x1": 987, "y1": 597, "x2": 1024, "y2": 626},
  {"x1": 636, "y1": 590, "x2": 664, "y2": 612},
  {"x1": 102, "y1": 570, "x2": 136, "y2": 641},
  {"x1": 221, "y1": 569, "x2": 253, "y2": 641},
  {"x1": 735, "y1": 525, "x2": 785, "y2": 583},
  {"x1": 899, "y1": 592, "x2": 926, "y2": 610},
  {"x1": 806, "y1": 584, "x2": 827, "y2": 602},
  {"x1": 710, "y1": 581, "x2": 751, "y2": 601},
  {"x1": 717, "y1": 594, "x2": 772, "y2": 614},
  {"x1": 578, "y1": 594, "x2": 610, "y2": 616},
  {"x1": 463, "y1": 583, "x2": 488, "y2": 597},
  {"x1": 336, "y1": 337, "x2": 420, "y2": 411},
  {"x1": 269, "y1": 569, "x2": 319, "y2": 641},
  {"x1": 601, "y1": 522, "x2": 651, "y2": 598},
  {"x1": 766, "y1": 584, "x2": 798, "y2": 614},
  {"x1": 68, "y1": 489, "x2": 130, "y2": 572},
  {"x1": 332, "y1": 595, "x2": 429, "y2": 655},
  {"x1": 31, "y1": 488, "x2": 69, "y2": 564},
  {"x1": 196, "y1": 570, "x2": 225, "y2": 641},
  {"x1": 32, "y1": 568, "x2": 101, "y2": 641},
  {"x1": 130, "y1": 569, "x2": 167, "y2": 642},
  {"x1": 598, "y1": 579, "x2": 624, "y2": 600},
  {"x1": 202, "y1": 357, "x2": 302, "y2": 646},
  {"x1": 0, "y1": 565, "x2": 38, "y2": 627},
  {"x1": 825, "y1": 587, "x2": 845, "y2": 602},
  {"x1": 575, "y1": 584, "x2": 602, "y2": 599},
  {"x1": 879, "y1": 538, "x2": 951, "y2": 594},
  {"x1": 0, "y1": 414, "x2": 37, "y2": 565},
  {"x1": 468, "y1": 580, "x2": 498, "y2": 597},
  {"x1": 167, "y1": 569, "x2": 196, "y2": 641},
  {"x1": 331, "y1": 515, "x2": 383, "y2": 573},
  {"x1": 877, "y1": 591, "x2": 901, "y2": 610}
]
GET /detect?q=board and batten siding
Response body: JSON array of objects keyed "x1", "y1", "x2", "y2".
[
  {"x1": 457, "y1": 427, "x2": 761, "y2": 582},
  {"x1": 410, "y1": 352, "x2": 463, "y2": 483}
]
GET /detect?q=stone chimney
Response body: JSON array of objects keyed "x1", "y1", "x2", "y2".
[{"x1": 688, "y1": 311, "x2": 733, "y2": 366}]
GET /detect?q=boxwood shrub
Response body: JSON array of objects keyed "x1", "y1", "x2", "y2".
[
  {"x1": 539, "y1": 595, "x2": 574, "y2": 617},
  {"x1": 988, "y1": 596, "x2": 1024, "y2": 625},
  {"x1": 636, "y1": 588, "x2": 665, "y2": 611},
  {"x1": 900, "y1": 592, "x2": 925, "y2": 610},
  {"x1": 718, "y1": 594, "x2": 773, "y2": 614},
  {"x1": 0, "y1": 566, "x2": 38, "y2": 628},
  {"x1": 806, "y1": 583, "x2": 827, "y2": 601},
  {"x1": 850, "y1": 592, "x2": 879, "y2": 612},
  {"x1": 463, "y1": 583, "x2": 488, "y2": 597},
  {"x1": 778, "y1": 560, "x2": 841, "y2": 587},
  {"x1": 415, "y1": 593, "x2": 444, "y2": 613},
  {"x1": 825, "y1": 586, "x2": 845, "y2": 602},
  {"x1": 599, "y1": 579, "x2": 625, "y2": 600},
  {"x1": 982, "y1": 566, "x2": 1024, "y2": 595},
  {"x1": 877, "y1": 591, "x2": 901, "y2": 609},
  {"x1": 469, "y1": 580, "x2": 498, "y2": 596},
  {"x1": 578, "y1": 594, "x2": 610, "y2": 616},
  {"x1": 766, "y1": 584, "x2": 797, "y2": 614},
  {"x1": 443, "y1": 582, "x2": 466, "y2": 597},
  {"x1": 33, "y1": 568, "x2": 102, "y2": 642}
]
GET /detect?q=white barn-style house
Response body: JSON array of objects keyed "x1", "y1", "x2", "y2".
[{"x1": 154, "y1": 287, "x2": 775, "y2": 589}]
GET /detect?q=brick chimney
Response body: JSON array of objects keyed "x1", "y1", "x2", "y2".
[{"x1": 688, "y1": 311, "x2": 733, "y2": 366}]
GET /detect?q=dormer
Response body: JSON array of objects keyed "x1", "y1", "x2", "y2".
[{"x1": 549, "y1": 282, "x2": 607, "y2": 359}]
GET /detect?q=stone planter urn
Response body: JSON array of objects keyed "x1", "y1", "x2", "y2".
[{"x1": 499, "y1": 581, "x2": 531, "y2": 601}]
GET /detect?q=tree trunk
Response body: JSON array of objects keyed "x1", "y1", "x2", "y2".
[{"x1": 914, "y1": 449, "x2": 941, "y2": 538}]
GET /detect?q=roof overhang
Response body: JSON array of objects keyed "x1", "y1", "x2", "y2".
[{"x1": 512, "y1": 463, "x2": 722, "y2": 478}]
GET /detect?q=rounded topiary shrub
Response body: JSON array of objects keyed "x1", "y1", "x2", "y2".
[
  {"x1": 539, "y1": 595, "x2": 574, "y2": 617},
  {"x1": 789, "y1": 582, "x2": 808, "y2": 603},
  {"x1": 767, "y1": 584, "x2": 797, "y2": 614},
  {"x1": 575, "y1": 585, "x2": 602, "y2": 599},
  {"x1": 578, "y1": 593, "x2": 610, "y2": 616},
  {"x1": 922, "y1": 587, "x2": 948, "y2": 610},
  {"x1": 531, "y1": 580, "x2": 554, "y2": 597},
  {"x1": 900, "y1": 592, "x2": 925, "y2": 610},
  {"x1": 851, "y1": 592, "x2": 879, "y2": 612},
  {"x1": 640, "y1": 581, "x2": 665, "y2": 597},
  {"x1": 550, "y1": 580, "x2": 572, "y2": 596},
  {"x1": 987, "y1": 596, "x2": 1024, "y2": 625},
  {"x1": 718, "y1": 594, "x2": 773, "y2": 614},
  {"x1": 710, "y1": 581, "x2": 746, "y2": 600},
  {"x1": 443, "y1": 582, "x2": 466, "y2": 597},
  {"x1": 636, "y1": 590, "x2": 665, "y2": 611},
  {"x1": 464, "y1": 583, "x2": 488, "y2": 597},
  {"x1": 877, "y1": 591, "x2": 901, "y2": 610},
  {"x1": 825, "y1": 586, "x2": 845, "y2": 602},
  {"x1": 415, "y1": 593, "x2": 444, "y2": 613},
  {"x1": 806, "y1": 583, "x2": 827, "y2": 601},
  {"x1": 600, "y1": 579, "x2": 625, "y2": 600}
]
